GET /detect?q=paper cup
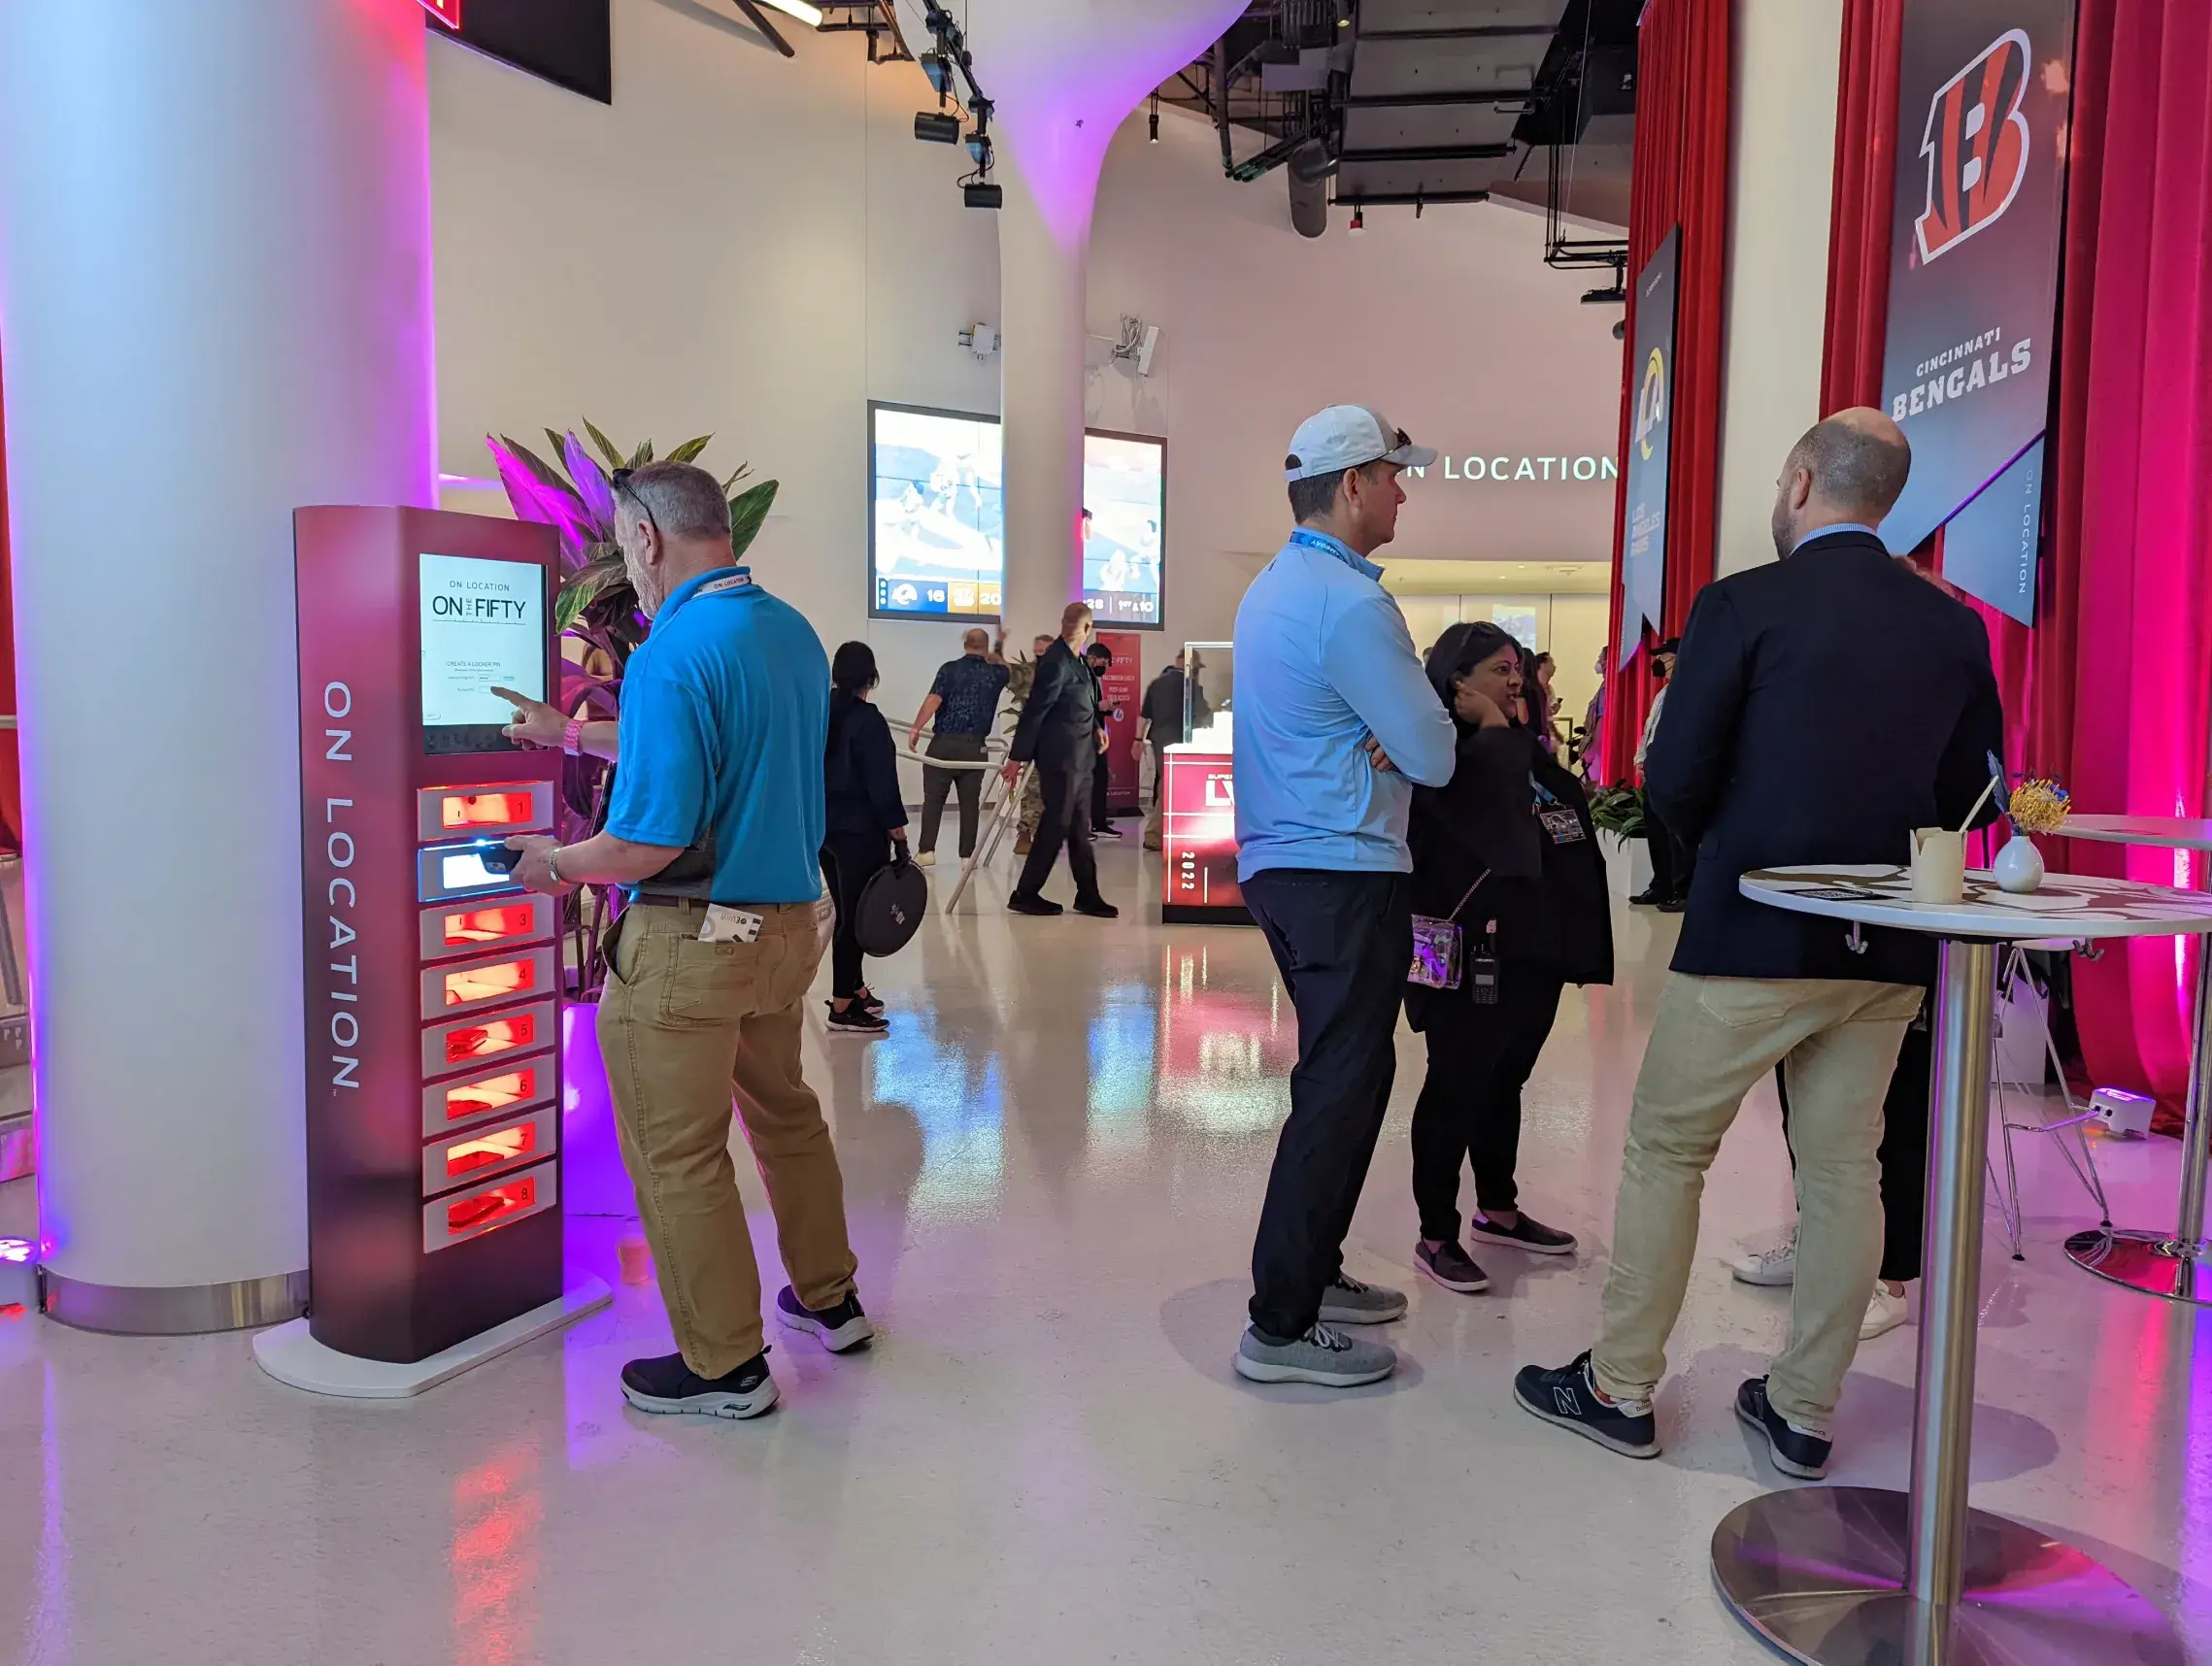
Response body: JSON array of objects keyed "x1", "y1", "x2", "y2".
[
  {"x1": 1910, "y1": 827, "x2": 1964, "y2": 905},
  {"x1": 617, "y1": 1233, "x2": 654, "y2": 1286}
]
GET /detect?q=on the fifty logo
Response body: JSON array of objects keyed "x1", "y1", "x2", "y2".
[{"x1": 1915, "y1": 29, "x2": 2033, "y2": 264}]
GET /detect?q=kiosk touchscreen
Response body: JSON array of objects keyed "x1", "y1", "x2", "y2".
[{"x1": 275, "y1": 507, "x2": 603, "y2": 1386}]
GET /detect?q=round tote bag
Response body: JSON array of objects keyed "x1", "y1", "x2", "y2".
[{"x1": 855, "y1": 853, "x2": 928, "y2": 956}]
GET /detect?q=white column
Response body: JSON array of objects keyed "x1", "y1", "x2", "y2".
[
  {"x1": 1712, "y1": 0, "x2": 1846, "y2": 576},
  {"x1": 0, "y1": 0, "x2": 437, "y2": 1327}
]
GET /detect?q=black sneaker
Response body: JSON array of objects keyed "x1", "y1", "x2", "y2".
[
  {"x1": 853, "y1": 988, "x2": 887, "y2": 1017},
  {"x1": 1657, "y1": 895, "x2": 1689, "y2": 914},
  {"x1": 825, "y1": 1002, "x2": 888, "y2": 1035},
  {"x1": 1414, "y1": 1238, "x2": 1491, "y2": 1293},
  {"x1": 1735, "y1": 1378, "x2": 1831, "y2": 1480},
  {"x1": 1095, "y1": 824, "x2": 1123, "y2": 839},
  {"x1": 620, "y1": 1349, "x2": 778, "y2": 1419},
  {"x1": 777, "y1": 1284, "x2": 875, "y2": 1352},
  {"x1": 1468, "y1": 1212, "x2": 1579, "y2": 1256},
  {"x1": 1007, "y1": 892, "x2": 1062, "y2": 916},
  {"x1": 1514, "y1": 1351, "x2": 1660, "y2": 1459},
  {"x1": 1072, "y1": 896, "x2": 1120, "y2": 918},
  {"x1": 1628, "y1": 887, "x2": 1662, "y2": 906}
]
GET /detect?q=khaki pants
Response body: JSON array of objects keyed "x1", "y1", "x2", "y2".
[
  {"x1": 1592, "y1": 972, "x2": 1924, "y2": 1435},
  {"x1": 597, "y1": 896, "x2": 858, "y2": 1377}
]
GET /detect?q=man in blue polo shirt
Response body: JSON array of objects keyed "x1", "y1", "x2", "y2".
[
  {"x1": 1229, "y1": 406, "x2": 1457, "y2": 1390},
  {"x1": 506, "y1": 461, "x2": 868, "y2": 1422}
]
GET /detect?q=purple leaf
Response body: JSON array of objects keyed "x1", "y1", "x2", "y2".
[{"x1": 560, "y1": 432, "x2": 618, "y2": 534}]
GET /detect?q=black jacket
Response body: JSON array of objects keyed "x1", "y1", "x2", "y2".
[
  {"x1": 824, "y1": 692, "x2": 909, "y2": 840},
  {"x1": 1407, "y1": 722, "x2": 1613, "y2": 1029},
  {"x1": 1010, "y1": 639, "x2": 1101, "y2": 771},
  {"x1": 1649, "y1": 528, "x2": 2004, "y2": 983}
]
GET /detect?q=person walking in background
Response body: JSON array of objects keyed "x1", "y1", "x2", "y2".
[
  {"x1": 823, "y1": 641, "x2": 909, "y2": 1037},
  {"x1": 1084, "y1": 638, "x2": 1123, "y2": 839},
  {"x1": 1527, "y1": 650, "x2": 1559, "y2": 753},
  {"x1": 1139, "y1": 650, "x2": 1211, "y2": 850},
  {"x1": 909, "y1": 626, "x2": 1008, "y2": 869},
  {"x1": 1405, "y1": 627, "x2": 1611, "y2": 1295},
  {"x1": 1579, "y1": 645, "x2": 1609, "y2": 778},
  {"x1": 1514, "y1": 409, "x2": 2003, "y2": 1480},
  {"x1": 1005, "y1": 602, "x2": 1116, "y2": 918},
  {"x1": 1231, "y1": 405, "x2": 1456, "y2": 1390},
  {"x1": 1630, "y1": 638, "x2": 1692, "y2": 911},
  {"x1": 503, "y1": 460, "x2": 870, "y2": 1422}
]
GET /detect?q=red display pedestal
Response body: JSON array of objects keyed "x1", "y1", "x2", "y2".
[{"x1": 1160, "y1": 748, "x2": 1250, "y2": 925}]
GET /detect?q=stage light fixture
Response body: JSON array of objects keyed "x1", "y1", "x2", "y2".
[
  {"x1": 964, "y1": 182, "x2": 1004, "y2": 210},
  {"x1": 1348, "y1": 206, "x2": 1364, "y2": 235},
  {"x1": 915, "y1": 111, "x2": 962, "y2": 145},
  {"x1": 921, "y1": 52, "x2": 952, "y2": 95},
  {"x1": 1149, "y1": 93, "x2": 1160, "y2": 144},
  {"x1": 967, "y1": 133, "x2": 993, "y2": 168}
]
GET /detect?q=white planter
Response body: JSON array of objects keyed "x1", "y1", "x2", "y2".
[{"x1": 1599, "y1": 828, "x2": 1654, "y2": 900}]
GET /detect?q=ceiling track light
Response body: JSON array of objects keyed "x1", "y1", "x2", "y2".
[
  {"x1": 755, "y1": 0, "x2": 823, "y2": 25},
  {"x1": 1149, "y1": 91, "x2": 1160, "y2": 144},
  {"x1": 915, "y1": 111, "x2": 962, "y2": 144}
]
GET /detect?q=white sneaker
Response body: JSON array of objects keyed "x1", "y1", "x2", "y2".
[
  {"x1": 1730, "y1": 1228, "x2": 1797, "y2": 1286},
  {"x1": 1860, "y1": 1283, "x2": 1910, "y2": 1340},
  {"x1": 916, "y1": 850, "x2": 937, "y2": 868}
]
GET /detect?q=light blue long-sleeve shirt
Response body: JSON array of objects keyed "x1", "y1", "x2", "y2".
[{"x1": 1232, "y1": 528, "x2": 1457, "y2": 879}]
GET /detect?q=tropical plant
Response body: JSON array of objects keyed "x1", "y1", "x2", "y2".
[
  {"x1": 485, "y1": 422, "x2": 779, "y2": 995},
  {"x1": 1588, "y1": 783, "x2": 1648, "y2": 839}
]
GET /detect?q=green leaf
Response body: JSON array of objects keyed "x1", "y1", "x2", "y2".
[
  {"x1": 728, "y1": 478, "x2": 779, "y2": 559},
  {"x1": 585, "y1": 420, "x2": 626, "y2": 470},
  {"x1": 543, "y1": 430, "x2": 577, "y2": 484},
  {"x1": 721, "y1": 462, "x2": 754, "y2": 493},
  {"x1": 554, "y1": 553, "x2": 624, "y2": 635},
  {"x1": 625, "y1": 440, "x2": 655, "y2": 469},
  {"x1": 665, "y1": 434, "x2": 713, "y2": 465}
]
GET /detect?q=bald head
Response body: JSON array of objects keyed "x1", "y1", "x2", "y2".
[
  {"x1": 962, "y1": 627, "x2": 990, "y2": 654},
  {"x1": 1772, "y1": 407, "x2": 1912, "y2": 556}
]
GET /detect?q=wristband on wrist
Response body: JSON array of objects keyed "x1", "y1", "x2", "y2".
[
  {"x1": 545, "y1": 846, "x2": 565, "y2": 887},
  {"x1": 562, "y1": 717, "x2": 586, "y2": 756}
]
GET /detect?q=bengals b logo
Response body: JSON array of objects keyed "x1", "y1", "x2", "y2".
[{"x1": 1915, "y1": 29, "x2": 2032, "y2": 264}]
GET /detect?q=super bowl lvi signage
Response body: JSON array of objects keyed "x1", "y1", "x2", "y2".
[{"x1": 1878, "y1": 1, "x2": 2076, "y2": 587}]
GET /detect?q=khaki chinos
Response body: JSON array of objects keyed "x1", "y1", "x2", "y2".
[
  {"x1": 597, "y1": 894, "x2": 858, "y2": 1378},
  {"x1": 1592, "y1": 972, "x2": 1925, "y2": 1435}
]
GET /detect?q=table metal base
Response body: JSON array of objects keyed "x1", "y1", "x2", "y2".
[
  {"x1": 1712, "y1": 1486, "x2": 2181, "y2": 1665},
  {"x1": 2064, "y1": 1227, "x2": 2211, "y2": 1304}
]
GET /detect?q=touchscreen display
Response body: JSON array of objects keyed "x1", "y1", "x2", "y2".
[{"x1": 420, "y1": 553, "x2": 546, "y2": 754}]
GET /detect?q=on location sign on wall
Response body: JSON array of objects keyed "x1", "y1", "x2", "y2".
[{"x1": 1879, "y1": 0, "x2": 2076, "y2": 578}]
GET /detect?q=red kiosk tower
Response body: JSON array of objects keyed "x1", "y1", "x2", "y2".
[{"x1": 254, "y1": 507, "x2": 607, "y2": 1396}]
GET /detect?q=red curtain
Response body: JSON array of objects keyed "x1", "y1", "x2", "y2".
[
  {"x1": 1599, "y1": 0, "x2": 1731, "y2": 783},
  {"x1": 1821, "y1": 0, "x2": 2212, "y2": 1121}
]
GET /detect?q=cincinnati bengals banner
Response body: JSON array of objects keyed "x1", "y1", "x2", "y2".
[
  {"x1": 1618, "y1": 226, "x2": 1678, "y2": 666},
  {"x1": 1879, "y1": 0, "x2": 2076, "y2": 571}
]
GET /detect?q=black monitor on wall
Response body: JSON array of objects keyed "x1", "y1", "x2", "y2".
[{"x1": 432, "y1": 0, "x2": 613, "y2": 105}]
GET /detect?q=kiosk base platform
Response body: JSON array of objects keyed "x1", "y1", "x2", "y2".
[{"x1": 252, "y1": 1276, "x2": 610, "y2": 1399}]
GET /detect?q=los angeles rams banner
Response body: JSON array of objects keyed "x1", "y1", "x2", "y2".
[
  {"x1": 1880, "y1": 0, "x2": 2076, "y2": 572},
  {"x1": 1618, "y1": 225, "x2": 1678, "y2": 666}
]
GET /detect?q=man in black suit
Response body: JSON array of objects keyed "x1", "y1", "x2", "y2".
[
  {"x1": 1005, "y1": 602, "x2": 1117, "y2": 918},
  {"x1": 1515, "y1": 408, "x2": 2003, "y2": 1480}
]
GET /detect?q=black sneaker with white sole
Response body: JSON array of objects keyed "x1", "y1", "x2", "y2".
[
  {"x1": 1513, "y1": 1351, "x2": 1660, "y2": 1458},
  {"x1": 1415, "y1": 1238, "x2": 1491, "y2": 1293},
  {"x1": 776, "y1": 1284, "x2": 875, "y2": 1353},
  {"x1": 825, "y1": 1002, "x2": 888, "y2": 1035},
  {"x1": 620, "y1": 1349, "x2": 779, "y2": 1419},
  {"x1": 1467, "y1": 1212, "x2": 1578, "y2": 1256},
  {"x1": 1734, "y1": 1377, "x2": 1831, "y2": 1480}
]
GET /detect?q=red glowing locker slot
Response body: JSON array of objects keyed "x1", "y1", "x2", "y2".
[
  {"x1": 415, "y1": 782, "x2": 553, "y2": 842},
  {"x1": 419, "y1": 947, "x2": 554, "y2": 1020},
  {"x1": 423, "y1": 1052, "x2": 554, "y2": 1137},
  {"x1": 421, "y1": 999, "x2": 555, "y2": 1080},
  {"x1": 422, "y1": 1160, "x2": 557, "y2": 1254},
  {"x1": 419, "y1": 894, "x2": 555, "y2": 962},
  {"x1": 421, "y1": 1106, "x2": 557, "y2": 1197}
]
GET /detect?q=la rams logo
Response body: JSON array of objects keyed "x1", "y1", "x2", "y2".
[
  {"x1": 1915, "y1": 29, "x2": 2032, "y2": 265},
  {"x1": 1633, "y1": 347, "x2": 1665, "y2": 461}
]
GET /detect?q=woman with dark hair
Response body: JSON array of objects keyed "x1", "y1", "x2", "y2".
[
  {"x1": 1405, "y1": 623, "x2": 1614, "y2": 1294},
  {"x1": 821, "y1": 641, "x2": 908, "y2": 1035}
]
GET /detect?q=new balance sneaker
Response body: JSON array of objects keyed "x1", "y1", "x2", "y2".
[
  {"x1": 1860, "y1": 1282, "x2": 1910, "y2": 1340},
  {"x1": 1730, "y1": 1227, "x2": 1798, "y2": 1286},
  {"x1": 825, "y1": 1002, "x2": 888, "y2": 1035},
  {"x1": 620, "y1": 1350, "x2": 778, "y2": 1420},
  {"x1": 1513, "y1": 1351, "x2": 1660, "y2": 1459},
  {"x1": 1234, "y1": 1321, "x2": 1396, "y2": 1387},
  {"x1": 1414, "y1": 1238, "x2": 1491, "y2": 1294},
  {"x1": 1468, "y1": 1212, "x2": 1578, "y2": 1256},
  {"x1": 1735, "y1": 1378, "x2": 1832, "y2": 1480},
  {"x1": 1317, "y1": 1274, "x2": 1408, "y2": 1325},
  {"x1": 1006, "y1": 892, "x2": 1061, "y2": 916},
  {"x1": 776, "y1": 1284, "x2": 875, "y2": 1353}
]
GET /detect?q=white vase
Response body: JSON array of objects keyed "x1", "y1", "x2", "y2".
[{"x1": 1994, "y1": 832, "x2": 2045, "y2": 893}]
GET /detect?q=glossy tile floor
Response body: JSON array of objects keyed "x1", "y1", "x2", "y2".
[{"x1": 5, "y1": 839, "x2": 2212, "y2": 1665}]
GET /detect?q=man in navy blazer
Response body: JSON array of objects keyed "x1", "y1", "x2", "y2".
[{"x1": 1515, "y1": 408, "x2": 2004, "y2": 1480}]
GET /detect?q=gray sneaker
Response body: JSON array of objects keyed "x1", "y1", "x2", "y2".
[
  {"x1": 1234, "y1": 1321, "x2": 1397, "y2": 1387},
  {"x1": 1317, "y1": 1273, "x2": 1408, "y2": 1325}
]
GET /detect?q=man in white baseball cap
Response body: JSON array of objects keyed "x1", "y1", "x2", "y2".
[{"x1": 1228, "y1": 405, "x2": 1455, "y2": 1390}]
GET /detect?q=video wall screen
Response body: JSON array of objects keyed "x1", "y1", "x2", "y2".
[
  {"x1": 1082, "y1": 430, "x2": 1165, "y2": 630},
  {"x1": 870, "y1": 404, "x2": 1006, "y2": 621}
]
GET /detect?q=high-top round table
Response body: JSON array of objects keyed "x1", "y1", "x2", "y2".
[
  {"x1": 1714, "y1": 863, "x2": 2212, "y2": 1666},
  {"x1": 2055, "y1": 816, "x2": 2212, "y2": 1303}
]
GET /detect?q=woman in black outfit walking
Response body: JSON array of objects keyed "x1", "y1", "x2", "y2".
[
  {"x1": 1406, "y1": 625, "x2": 1614, "y2": 1294},
  {"x1": 821, "y1": 641, "x2": 908, "y2": 1035}
]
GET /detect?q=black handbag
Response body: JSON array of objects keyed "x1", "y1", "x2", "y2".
[{"x1": 855, "y1": 848, "x2": 928, "y2": 956}]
